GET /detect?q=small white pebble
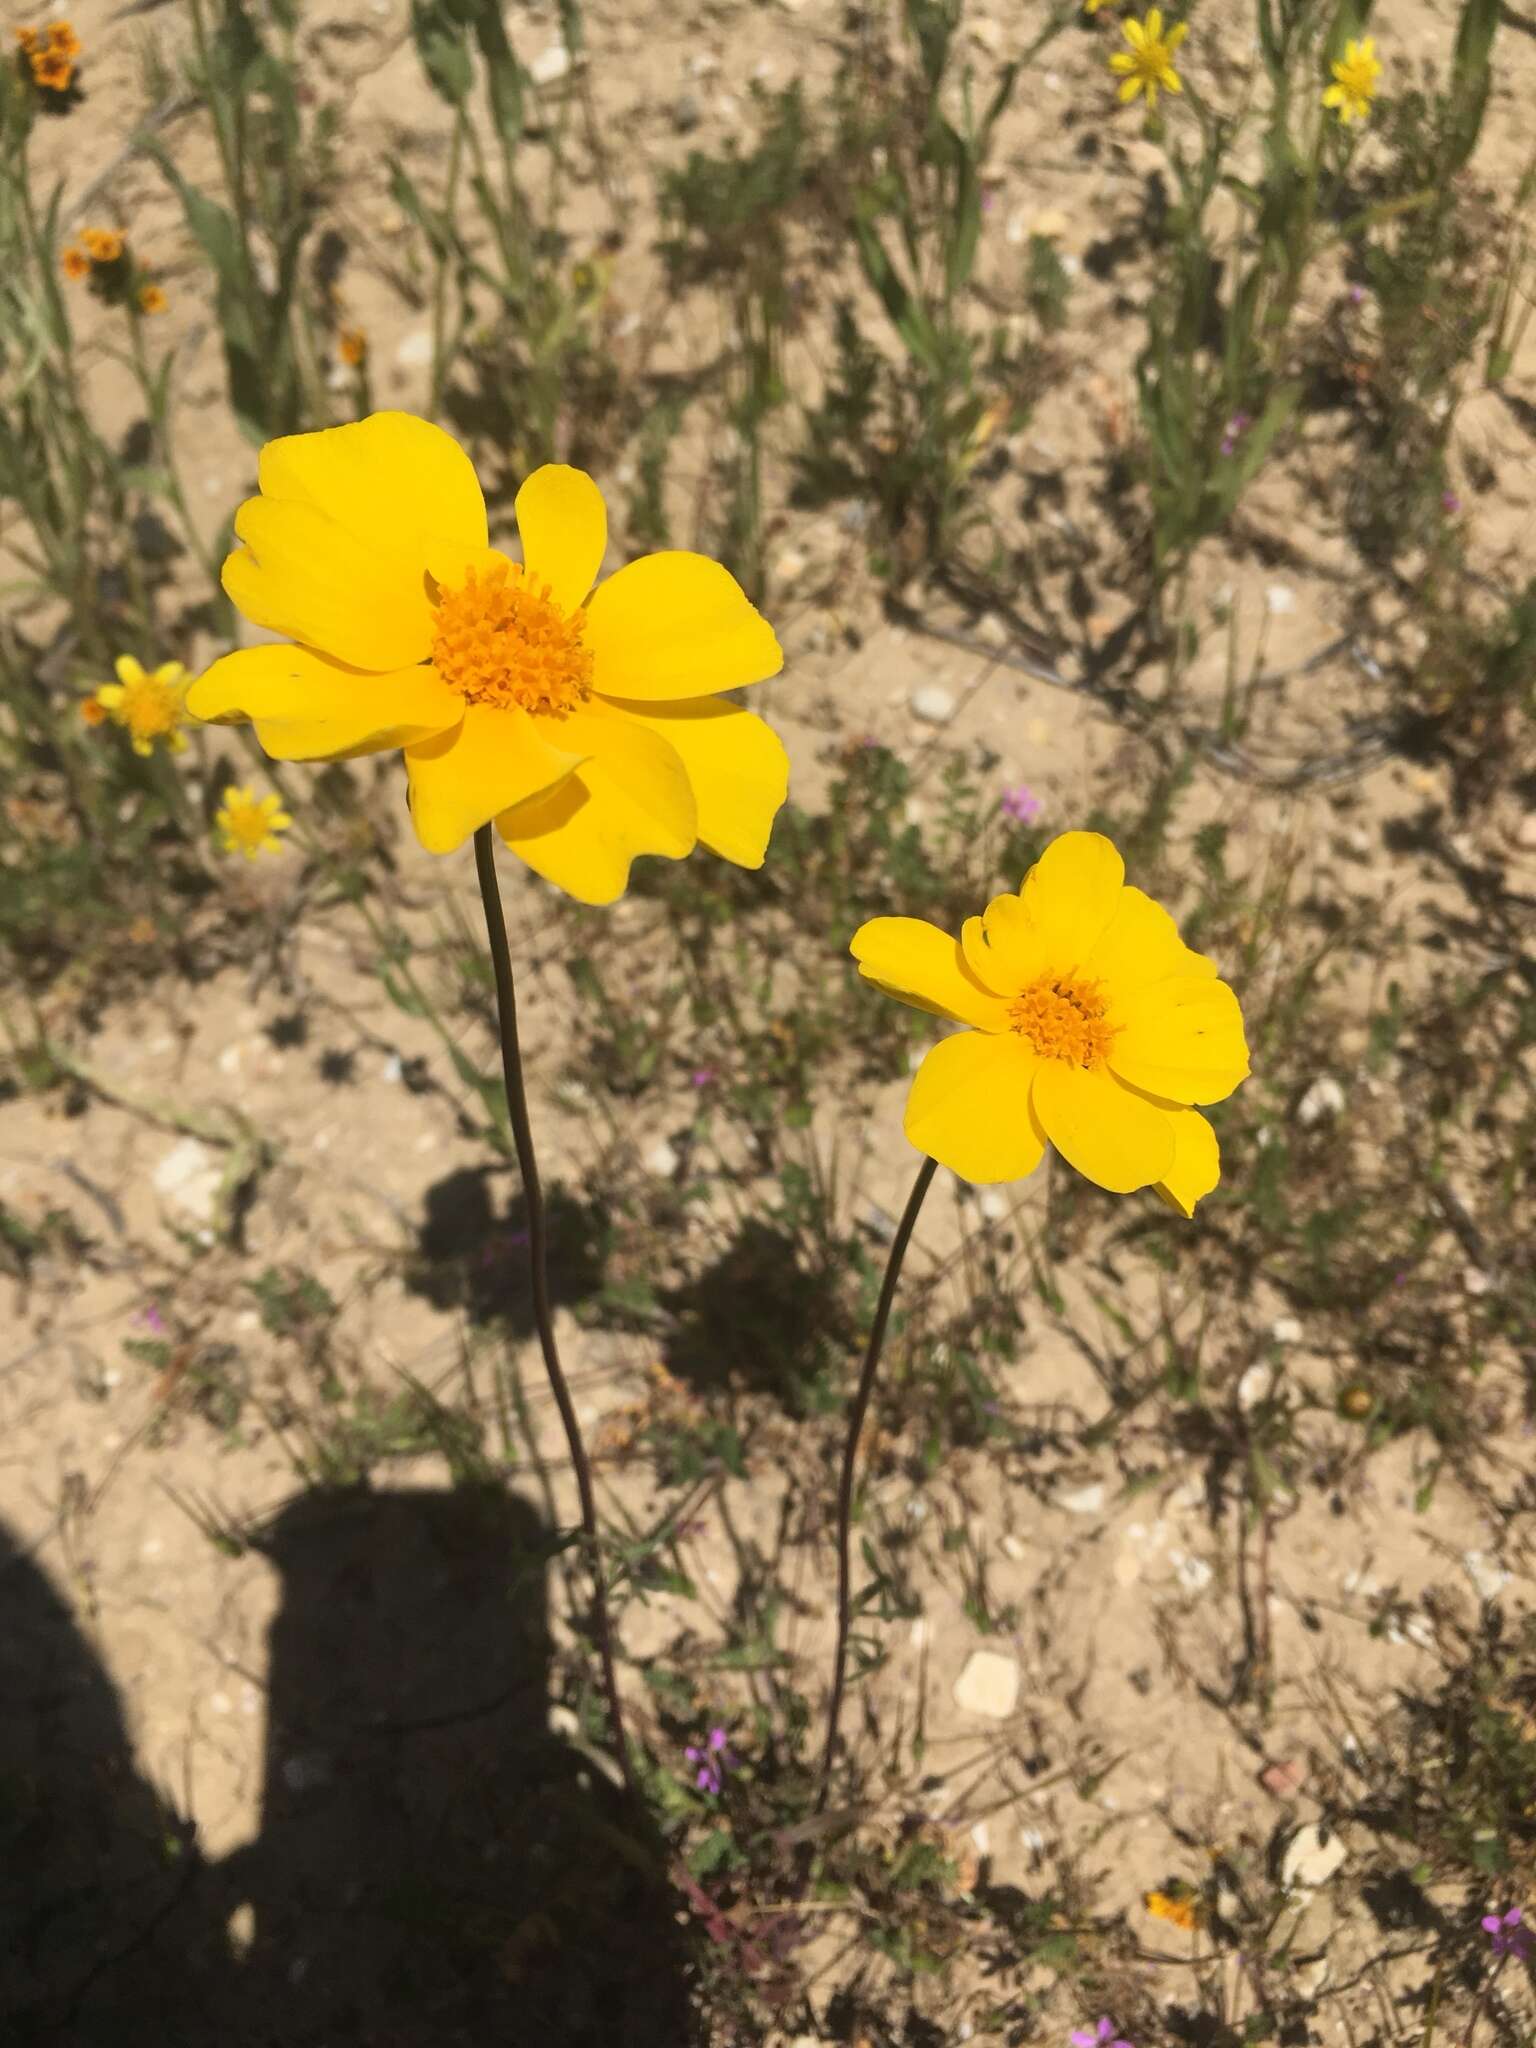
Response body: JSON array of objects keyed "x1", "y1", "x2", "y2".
[
  {"x1": 1296, "y1": 1075, "x2": 1345, "y2": 1125},
  {"x1": 1055, "y1": 1482, "x2": 1106, "y2": 1515},
  {"x1": 978, "y1": 1190, "x2": 1007, "y2": 1222},
  {"x1": 1271, "y1": 1315, "x2": 1303, "y2": 1345},
  {"x1": 909, "y1": 684, "x2": 957, "y2": 725},
  {"x1": 1266, "y1": 584, "x2": 1297, "y2": 615},
  {"x1": 529, "y1": 41, "x2": 571, "y2": 84},
  {"x1": 381, "y1": 1053, "x2": 403, "y2": 1084},
  {"x1": 642, "y1": 1136, "x2": 679, "y2": 1178},
  {"x1": 1462, "y1": 1266, "x2": 1491, "y2": 1296}
]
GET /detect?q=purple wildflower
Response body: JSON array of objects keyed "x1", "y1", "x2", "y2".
[
  {"x1": 138, "y1": 1303, "x2": 166, "y2": 1335},
  {"x1": 1000, "y1": 784, "x2": 1041, "y2": 825},
  {"x1": 1220, "y1": 410, "x2": 1253, "y2": 457},
  {"x1": 1071, "y1": 2022, "x2": 1132, "y2": 2048},
  {"x1": 1441, "y1": 490, "x2": 1461, "y2": 515},
  {"x1": 1482, "y1": 1907, "x2": 1532, "y2": 1962},
  {"x1": 689, "y1": 1067, "x2": 717, "y2": 1089},
  {"x1": 1348, "y1": 283, "x2": 1365, "y2": 305},
  {"x1": 685, "y1": 1726, "x2": 736, "y2": 1797}
]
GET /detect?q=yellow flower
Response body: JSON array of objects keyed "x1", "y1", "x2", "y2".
[
  {"x1": 1109, "y1": 8, "x2": 1187, "y2": 108},
  {"x1": 337, "y1": 327, "x2": 367, "y2": 367},
  {"x1": 186, "y1": 411, "x2": 787, "y2": 900},
  {"x1": 45, "y1": 19, "x2": 80, "y2": 56},
  {"x1": 61, "y1": 244, "x2": 90, "y2": 280},
  {"x1": 30, "y1": 43, "x2": 74, "y2": 90},
  {"x1": 215, "y1": 784, "x2": 293, "y2": 860},
  {"x1": 1147, "y1": 1887, "x2": 1202, "y2": 1932},
  {"x1": 1084, "y1": 0, "x2": 1106, "y2": 12},
  {"x1": 1322, "y1": 36, "x2": 1380, "y2": 125},
  {"x1": 849, "y1": 831, "x2": 1250, "y2": 1210},
  {"x1": 138, "y1": 282, "x2": 168, "y2": 315},
  {"x1": 93, "y1": 656, "x2": 190, "y2": 756},
  {"x1": 80, "y1": 227, "x2": 124, "y2": 264}
]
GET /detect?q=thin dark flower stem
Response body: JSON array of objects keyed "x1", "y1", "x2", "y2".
[
  {"x1": 472, "y1": 826, "x2": 637, "y2": 1805},
  {"x1": 817, "y1": 1150, "x2": 938, "y2": 1810}
]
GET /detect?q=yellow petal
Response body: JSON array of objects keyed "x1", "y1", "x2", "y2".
[
  {"x1": 1017, "y1": 831, "x2": 1126, "y2": 968},
  {"x1": 959, "y1": 891, "x2": 1053, "y2": 993},
  {"x1": 1145, "y1": 8, "x2": 1162, "y2": 38},
  {"x1": 601, "y1": 697, "x2": 788, "y2": 868},
  {"x1": 1083, "y1": 884, "x2": 1215, "y2": 994},
  {"x1": 850, "y1": 918, "x2": 1013, "y2": 1031},
  {"x1": 1031, "y1": 1060, "x2": 1176, "y2": 1193},
  {"x1": 404, "y1": 702, "x2": 587, "y2": 854},
  {"x1": 187, "y1": 644, "x2": 463, "y2": 760},
  {"x1": 1109, "y1": 51, "x2": 1138, "y2": 71},
  {"x1": 225, "y1": 412, "x2": 487, "y2": 671},
  {"x1": 1158, "y1": 67, "x2": 1182, "y2": 92},
  {"x1": 1166, "y1": 21, "x2": 1188, "y2": 49},
  {"x1": 1152, "y1": 1109, "x2": 1220, "y2": 1217},
  {"x1": 1119, "y1": 74, "x2": 1145, "y2": 99},
  {"x1": 496, "y1": 721, "x2": 700, "y2": 904},
  {"x1": 1123, "y1": 16, "x2": 1146, "y2": 47},
  {"x1": 95, "y1": 684, "x2": 125, "y2": 710},
  {"x1": 904, "y1": 1031, "x2": 1045, "y2": 1185},
  {"x1": 585, "y1": 552, "x2": 782, "y2": 701},
  {"x1": 1109, "y1": 973, "x2": 1250, "y2": 1105},
  {"x1": 515, "y1": 465, "x2": 608, "y2": 613},
  {"x1": 114, "y1": 655, "x2": 144, "y2": 686}
]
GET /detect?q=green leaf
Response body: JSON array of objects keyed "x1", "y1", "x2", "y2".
[
  {"x1": 380, "y1": 968, "x2": 427, "y2": 1017},
  {"x1": 410, "y1": 0, "x2": 473, "y2": 105}
]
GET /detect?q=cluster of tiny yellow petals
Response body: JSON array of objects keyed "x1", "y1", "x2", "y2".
[
  {"x1": 17, "y1": 19, "x2": 80, "y2": 92},
  {"x1": 430, "y1": 558, "x2": 594, "y2": 719},
  {"x1": 216, "y1": 785, "x2": 292, "y2": 860},
  {"x1": 87, "y1": 657, "x2": 190, "y2": 756},
  {"x1": 1007, "y1": 972, "x2": 1120, "y2": 1069},
  {"x1": 1322, "y1": 36, "x2": 1380, "y2": 125}
]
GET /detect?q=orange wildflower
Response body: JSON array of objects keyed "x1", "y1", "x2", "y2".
[
  {"x1": 61, "y1": 244, "x2": 90, "y2": 280},
  {"x1": 138, "y1": 282, "x2": 168, "y2": 315},
  {"x1": 338, "y1": 328, "x2": 367, "y2": 368},
  {"x1": 80, "y1": 227, "x2": 124, "y2": 264},
  {"x1": 1146, "y1": 1887, "x2": 1202, "y2": 1932},
  {"x1": 31, "y1": 44, "x2": 73, "y2": 90}
]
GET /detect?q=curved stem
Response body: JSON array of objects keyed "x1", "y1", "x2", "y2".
[
  {"x1": 472, "y1": 826, "x2": 637, "y2": 1804},
  {"x1": 818, "y1": 1151, "x2": 938, "y2": 1808}
]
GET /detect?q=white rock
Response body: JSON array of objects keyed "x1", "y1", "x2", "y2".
[
  {"x1": 999, "y1": 1534, "x2": 1026, "y2": 1560},
  {"x1": 1238, "y1": 1363, "x2": 1274, "y2": 1409},
  {"x1": 910, "y1": 684, "x2": 957, "y2": 725},
  {"x1": 381, "y1": 1053, "x2": 403, "y2": 1084},
  {"x1": 529, "y1": 41, "x2": 571, "y2": 84},
  {"x1": 548, "y1": 1703, "x2": 580, "y2": 1739},
  {"x1": 1296, "y1": 1076, "x2": 1345, "y2": 1125},
  {"x1": 953, "y1": 1650, "x2": 1020, "y2": 1720},
  {"x1": 978, "y1": 1190, "x2": 1008, "y2": 1222},
  {"x1": 774, "y1": 546, "x2": 808, "y2": 583},
  {"x1": 1464, "y1": 1550, "x2": 1510, "y2": 1602},
  {"x1": 1281, "y1": 1823, "x2": 1346, "y2": 1891},
  {"x1": 394, "y1": 327, "x2": 432, "y2": 370},
  {"x1": 642, "y1": 1137, "x2": 679, "y2": 1178},
  {"x1": 1271, "y1": 1314, "x2": 1304, "y2": 1345},
  {"x1": 1172, "y1": 1550, "x2": 1213, "y2": 1593},
  {"x1": 1265, "y1": 583, "x2": 1297, "y2": 615},
  {"x1": 152, "y1": 1137, "x2": 223, "y2": 1227},
  {"x1": 1462, "y1": 1265, "x2": 1491, "y2": 1296},
  {"x1": 1055, "y1": 1481, "x2": 1106, "y2": 1515}
]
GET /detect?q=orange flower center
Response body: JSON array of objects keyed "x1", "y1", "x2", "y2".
[
  {"x1": 1008, "y1": 973, "x2": 1119, "y2": 1068},
  {"x1": 429, "y1": 558, "x2": 594, "y2": 719}
]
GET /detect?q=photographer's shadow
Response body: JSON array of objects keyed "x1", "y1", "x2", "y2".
[{"x1": 2, "y1": 1489, "x2": 693, "y2": 2046}]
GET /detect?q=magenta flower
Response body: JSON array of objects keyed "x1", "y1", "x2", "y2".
[
  {"x1": 138, "y1": 1303, "x2": 166, "y2": 1335},
  {"x1": 999, "y1": 784, "x2": 1040, "y2": 825},
  {"x1": 1442, "y1": 490, "x2": 1461, "y2": 515},
  {"x1": 689, "y1": 1067, "x2": 717, "y2": 1089},
  {"x1": 1483, "y1": 1907, "x2": 1532, "y2": 1961},
  {"x1": 1220, "y1": 410, "x2": 1253, "y2": 456},
  {"x1": 1072, "y1": 2022, "x2": 1132, "y2": 2048},
  {"x1": 685, "y1": 1726, "x2": 735, "y2": 1796}
]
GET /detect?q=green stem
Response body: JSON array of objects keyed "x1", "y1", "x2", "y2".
[
  {"x1": 471, "y1": 824, "x2": 637, "y2": 1804},
  {"x1": 818, "y1": 1150, "x2": 938, "y2": 1807}
]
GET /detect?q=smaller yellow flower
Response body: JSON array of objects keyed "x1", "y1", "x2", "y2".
[
  {"x1": 337, "y1": 327, "x2": 367, "y2": 368},
  {"x1": 1322, "y1": 36, "x2": 1380, "y2": 125},
  {"x1": 14, "y1": 27, "x2": 38, "y2": 51},
  {"x1": 1109, "y1": 8, "x2": 1187, "y2": 109},
  {"x1": 45, "y1": 19, "x2": 80, "y2": 57},
  {"x1": 93, "y1": 656, "x2": 190, "y2": 756},
  {"x1": 1084, "y1": 0, "x2": 1106, "y2": 11},
  {"x1": 215, "y1": 785, "x2": 293, "y2": 860},
  {"x1": 61, "y1": 244, "x2": 90, "y2": 280},
  {"x1": 138, "y1": 282, "x2": 168, "y2": 315},
  {"x1": 1146, "y1": 1887, "x2": 1202, "y2": 1932},
  {"x1": 30, "y1": 43, "x2": 73, "y2": 90},
  {"x1": 80, "y1": 227, "x2": 124, "y2": 265}
]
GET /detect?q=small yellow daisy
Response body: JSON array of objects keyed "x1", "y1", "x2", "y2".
[
  {"x1": 92, "y1": 656, "x2": 190, "y2": 756},
  {"x1": 215, "y1": 785, "x2": 293, "y2": 860},
  {"x1": 1322, "y1": 36, "x2": 1380, "y2": 125},
  {"x1": 1109, "y1": 8, "x2": 1188, "y2": 109}
]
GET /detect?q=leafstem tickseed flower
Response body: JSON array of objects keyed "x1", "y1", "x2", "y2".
[
  {"x1": 215, "y1": 785, "x2": 293, "y2": 859},
  {"x1": 1323, "y1": 37, "x2": 1380, "y2": 125},
  {"x1": 89, "y1": 657, "x2": 190, "y2": 756},
  {"x1": 186, "y1": 411, "x2": 786, "y2": 895},
  {"x1": 851, "y1": 830, "x2": 1250, "y2": 1210},
  {"x1": 1109, "y1": 9, "x2": 1187, "y2": 109}
]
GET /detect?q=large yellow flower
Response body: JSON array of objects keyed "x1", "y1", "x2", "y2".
[
  {"x1": 186, "y1": 412, "x2": 788, "y2": 901},
  {"x1": 850, "y1": 832, "x2": 1250, "y2": 1213}
]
